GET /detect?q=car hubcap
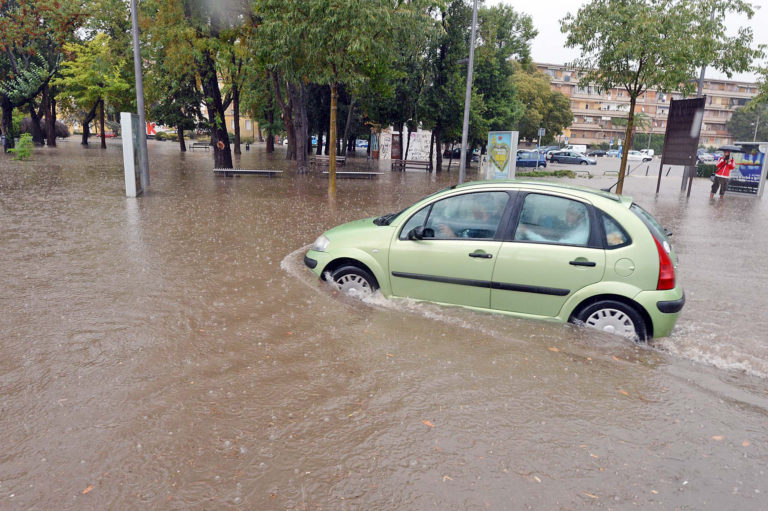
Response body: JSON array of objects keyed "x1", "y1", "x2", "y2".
[
  {"x1": 335, "y1": 274, "x2": 371, "y2": 296},
  {"x1": 584, "y1": 308, "x2": 636, "y2": 338}
]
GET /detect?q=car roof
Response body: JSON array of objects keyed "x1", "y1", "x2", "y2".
[{"x1": 448, "y1": 180, "x2": 631, "y2": 206}]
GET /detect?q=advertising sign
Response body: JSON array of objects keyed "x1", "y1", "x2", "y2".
[
  {"x1": 486, "y1": 131, "x2": 518, "y2": 180},
  {"x1": 727, "y1": 142, "x2": 767, "y2": 197}
]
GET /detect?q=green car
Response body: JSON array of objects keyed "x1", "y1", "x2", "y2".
[{"x1": 304, "y1": 181, "x2": 684, "y2": 340}]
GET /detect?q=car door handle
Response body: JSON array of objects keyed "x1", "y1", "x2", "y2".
[
  {"x1": 469, "y1": 252, "x2": 493, "y2": 259},
  {"x1": 569, "y1": 260, "x2": 596, "y2": 267}
]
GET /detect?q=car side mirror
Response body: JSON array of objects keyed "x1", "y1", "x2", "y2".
[{"x1": 407, "y1": 226, "x2": 425, "y2": 240}]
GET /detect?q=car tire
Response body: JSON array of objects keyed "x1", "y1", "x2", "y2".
[
  {"x1": 580, "y1": 161, "x2": 587, "y2": 165},
  {"x1": 573, "y1": 300, "x2": 648, "y2": 341},
  {"x1": 331, "y1": 265, "x2": 378, "y2": 296}
]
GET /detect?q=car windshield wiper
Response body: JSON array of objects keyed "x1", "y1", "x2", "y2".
[{"x1": 374, "y1": 212, "x2": 398, "y2": 226}]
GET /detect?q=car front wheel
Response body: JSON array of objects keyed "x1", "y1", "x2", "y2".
[
  {"x1": 331, "y1": 265, "x2": 378, "y2": 296},
  {"x1": 573, "y1": 300, "x2": 647, "y2": 341},
  {"x1": 580, "y1": 161, "x2": 588, "y2": 165}
]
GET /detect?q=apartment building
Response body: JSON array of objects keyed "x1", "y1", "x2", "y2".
[{"x1": 536, "y1": 62, "x2": 759, "y2": 148}]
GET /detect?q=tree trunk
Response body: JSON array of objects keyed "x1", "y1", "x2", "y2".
[
  {"x1": 258, "y1": 126, "x2": 264, "y2": 143},
  {"x1": 177, "y1": 124, "x2": 186, "y2": 151},
  {"x1": 233, "y1": 85, "x2": 241, "y2": 155},
  {"x1": 316, "y1": 130, "x2": 323, "y2": 155},
  {"x1": 270, "y1": 71, "x2": 295, "y2": 161},
  {"x1": 28, "y1": 102, "x2": 45, "y2": 146},
  {"x1": 200, "y1": 49, "x2": 232, "y2": 169},
  {"x1": 429, "y1": 130, "x2": 435, "y2": 172},
  {"x1": 341, "y1": 97, "x2": 355, "y2": 157},
  {"x1": 434, "y1": 122, "x2": 443, "y2": 173},
  {"x1": 447, "y1": 141, "x2": 455, "y2": 172},
  {"x1": 287, "y1": 82, "x2": 309, "y2": 173},
  {"x1": 266, "y1": 103, "x2": 274, "y2": 153},
  {"x1": 404, "y1": 125, "x2": 412, "y2": 160},
  {"x1": 616, "y1": 96, "x2": 636, "y2": 195},
  {"x1": 81, "y1": 100, "x2": 99, "y2": 146},
  {"x1": 2, "y1": 93, "x2": 15, "y2": 152},
  {"x1": 44, "y1": 86, "x2": 56, "y2": 147},
  {"x1": 99, "y1": 99, "x2": 106, "y2": 149},
  {"x1": 328, "y1": 82, "x2": 338, "y2": 196}
]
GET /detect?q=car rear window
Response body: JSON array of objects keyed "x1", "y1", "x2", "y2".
[{"x1": 630, "y1": 203, "x2": 668, "y2": 244}]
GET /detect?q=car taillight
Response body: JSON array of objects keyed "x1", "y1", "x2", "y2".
[{"x1": 653, "y1": 237, "x2": 675, "y2": 290}]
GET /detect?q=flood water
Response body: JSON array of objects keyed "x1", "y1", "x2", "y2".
[{"x1": 1, "y1": 139, "x2": 767, "y2": 509}]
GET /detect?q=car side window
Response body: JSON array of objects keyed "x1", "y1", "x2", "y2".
[
  {"x1": 514, "y1": 194, "x2": 590, "y2": 246},
  {"x1": 399, "y1": 206, "x2": 430, "y2": 240},
  {"x1": 416, "y1": 192, "x2": 508, "y2": 240},
  {"x1": 602, "y1": 213, "x2": 631, "y2": 248}
]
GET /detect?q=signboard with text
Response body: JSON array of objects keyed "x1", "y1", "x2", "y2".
[{"x1": 486, "y1": 131, "x2": 518, "y2": 180}]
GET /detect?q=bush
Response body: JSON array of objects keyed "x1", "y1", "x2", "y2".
[
  {"x1": 517, "y1": 169, "x2": 582, "y2": 178},
  {"x1": 241, "y1": 136, "x2": 254, "y2": 145},
  {"x1": 696, "y1": 163, "x2": 716, "y2": 178},
  {"x1": 155, "y1": 131, "x2": 166, "y2": 141},
  {"x1": 8, "y1": 133, "x2": 33, "y2": 160}
]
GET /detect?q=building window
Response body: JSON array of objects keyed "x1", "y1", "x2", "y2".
[{"x1": 245, "y1": 120, "x2": 252, "y2": 130}]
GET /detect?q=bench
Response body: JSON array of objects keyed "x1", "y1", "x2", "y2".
[
  {"x1": 391, "y1": 159, "x2": 431, "y2": 172},
  {"x1": 310, "y1": 155, "x2": 346, "y2": 169},
  {"x1": 602, "y1": 170, "x2": 618, "y2": 176},
  {"x1": 191, "y1": 142, "x2": 210, "y2": 151},
  {"x1": 322, "y1": 171, "x2": 385, "y2": 179},
  {"x1": 214, "y1": 168, "x2": 283, "y2": 178}
]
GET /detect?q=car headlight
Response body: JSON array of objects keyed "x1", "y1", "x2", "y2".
[{"x1": 311, "y1": 235, "x2": 330, "y2": 252}]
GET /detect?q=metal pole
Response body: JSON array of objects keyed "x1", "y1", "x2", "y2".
[
  {"x1": 458, "y1": 0, "x2": 478, "y2": 184},
  {"x1": 754, "y1": 111, "x2": 760, "y2": 142},
  {"x1": 130, "y1": 0, "x2": 149, "y2": 189}
]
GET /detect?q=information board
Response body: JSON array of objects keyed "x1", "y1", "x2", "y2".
[
  {"x1": 120, "y1": 112, "x2": 143, "y2": 197},
  {"x1": 661, "y1": 97, "x2": 705, "y2": 166},
  {"x1": 727, "y1": 142, "x2": 767, "y2": 197},
  {"x1": 486, "y1": 131, "x2": 518, "y2": 180}
]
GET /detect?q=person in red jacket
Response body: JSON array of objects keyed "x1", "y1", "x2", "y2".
[{"x1": 710, "y1": 150, "x2": 735, "y2": 198}]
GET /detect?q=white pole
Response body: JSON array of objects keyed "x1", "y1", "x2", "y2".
[{"x1": 458, "y1": 0, "x2": 478, "y2": 184}]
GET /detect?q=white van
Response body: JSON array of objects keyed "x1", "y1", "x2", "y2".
[
  {"x1": 640, "y1": 149, "x2": 655, "y2": 157},
  {"x1": 564, "y1": 144, "x2": 587, "y2": 154}
]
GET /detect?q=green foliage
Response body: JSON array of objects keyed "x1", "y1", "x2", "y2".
[
  {"x1": 517, "y1": 169, "x2": 580, "y2": 178},
  {"x1": 512, "y1": 62, "x2": 572, "y2": 144},
  {"x1": 54, "y1": 33, "x2": 132, "y2": 112},
  {"x1": 696, "y1": 163, "x2": 717, "y2": 178},
  {"x1": 8, "y1": 133, "x2": 33, "y2": 160},
  {"x1": 727, "y1": 101, "x2": 768, "y2": 141}
]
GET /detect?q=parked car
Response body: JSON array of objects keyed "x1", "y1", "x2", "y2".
[
  {"x1": 606, "y1": 149, "x2": 620, "y2": 157},
  {"x1": 627, "y1": 150, "x2": 653, "y2": 162},
  {"x1": 587, "y1": 149, "x2": 607, "y2": 157},
  {"x1": 516, "y1": 149, "x2": 547, "y2": 168},
  {"x1": 549, "y1": 151, "x2": 597, "y2": 165},
  {"x1": 697, "y1": 149, "x2": 716, "y2": 162},
  {"x1": 305, "y1": 181, "x2": 684, "y2": 340}
]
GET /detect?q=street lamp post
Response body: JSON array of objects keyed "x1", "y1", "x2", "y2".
[
  {"x1": 458, "y1": 0, "x2": 478, "y2": 185},
  {"x1": 754, "y1": 111, "x2": 760, "y2": 142},
  {"x1": 130, "y1": 0, "x2": 149, "y2": 189}
]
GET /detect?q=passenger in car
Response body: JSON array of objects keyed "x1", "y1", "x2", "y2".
[{"x1": 518, "y1": 203, "x2": 589, "y2": 245}]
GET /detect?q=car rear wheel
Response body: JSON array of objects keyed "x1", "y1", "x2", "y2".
[
  {"x1": 573, "y1": 300, "x2": 647, "y2": 341},
  {"x1": 580, "y1": 161, "x2": 587, "y2": 165},
  {"x1": 331, "y1": 265, "x2": 378, "y2": 296}
]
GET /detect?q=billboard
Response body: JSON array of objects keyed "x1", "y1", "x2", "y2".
[
  {"x1": 486, "y1": 131, "x2": 519, "y2": 180},
  {"x1": 727, "y1": 142, "x2": 767, "y2": 197},
  {"x1": 661, "y1": 97, "x2": 705, "y2": 166}
]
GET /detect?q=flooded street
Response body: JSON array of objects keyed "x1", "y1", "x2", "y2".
[{"x1": 2, "y1": 140, "x2": 767, "y2": 509}]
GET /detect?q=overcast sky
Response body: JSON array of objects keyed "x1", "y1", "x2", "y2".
[{"x1": 494, "y1": 0, "x2": 768, "y2": 83}]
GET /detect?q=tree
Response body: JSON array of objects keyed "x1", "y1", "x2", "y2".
[
  {"x1": 0, "y1": 0, "x2": 85, "y2": 149},
  {"x1": 687, "y1": 0, "x2": 765, "y2": 96},
  {"x1": 512, "y1": 62, "x2": 573, "y2": 144},
  {"x1": 562, "y1": 0, "x2": 702, "y2": 195},
  {"x1": 727, "y1": 101, "x2": 768, "y2": 142},
  {"x1": 254, "y1": 0, "x2": 405, "y2": 195},
  {"x1": 54, "y1": 33, "x2": 132, "y2": 146}
]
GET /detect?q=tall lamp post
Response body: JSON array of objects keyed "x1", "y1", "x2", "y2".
[
  {"x1": 130, "y1": 0, "x2": 149, "y2": 189},
  {"x1": 458, "y1": 0, "x2": 478, "y2": 185}
]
